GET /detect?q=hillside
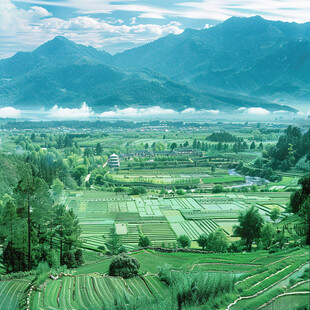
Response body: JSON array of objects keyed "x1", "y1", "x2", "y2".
[
  {"x1": 113, "y1": 16, "x2": 310, "y2": 104},
  {"x1": 0, "y1": 16, "x2": 307, "y2": 112}
]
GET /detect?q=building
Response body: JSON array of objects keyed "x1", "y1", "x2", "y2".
[{"x1": 109, "y1": 153, "x2": 120, "y2": 168}]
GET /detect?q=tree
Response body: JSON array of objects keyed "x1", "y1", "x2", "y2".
[
  {"x1": 105, "y1": 232, "x2": 123, "y2": 255},
  {"x1": 74, "y1": 249, "x2": 84, "y2": 266},
  {"x1": 95, "y1": 174, "x2": 106, "y2": 186},
  {"x1": 95, "y1": 143, "x2": 103, "y2": 155},
  {"x1": 138, "y1": 235, "x2": 151, "y2": 248},
  {"x1": 109, "y1": 254, "x2": 140, "y2": 278},
  {"x1": 197, "y1": 234, "x2": 208, "y2": 250},
  {"x1": 234, "y1": 206, "x2": 264, "y2": 251},
  {"x1": 54, "y1": 204, "x2": 81, "y2": 265},
  {"x1": 289, "y1": 173, "x2": 310, "y2": 244},
  {"x1": 212, "y1": 185, "x2": 225, "y2": 194},
  {"x1": 170, "y1": 142, "x2": 177, "y2": 150},
  {"x1": 51, "y1": 178, "x2": 64, "y2": 201},
  {"x1": 129, "y1": 186, "x2": 147, "y2": 195},
  {"x1": 73, "y1": 165, "x2": 88, "y2": 184},
  {"x1": 270, "y1": 206, "x2": 281, "y2": 222},
  {"x1": 176, "y1": 189, "x2": 185, "y2": 195},
  {"x1": 211, "y1": 164, "x2": 216, "y2": 173},
  {"x1": 63, "y1": 251, "x2": 76, "y2": 268},
  {"x1": 206, "y1": 229, "x2": 229, "y2": 252},
  {"x1": 84, "y1": 148, "x2": 92, "y2": 157},
  {"x1": 261, "y1": 223, "x2": 276, "y2": 249},
  {"x1": 250, "y1": 141, "x2": 256, "y2": 150},
  {"x1": 178, "y1": 235, "x2": 191, "y2": 248}
]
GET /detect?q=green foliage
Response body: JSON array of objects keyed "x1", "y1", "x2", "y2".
[
  {"x1": 63, "y1": 251, "x2": 76, "y2": 268},
  {"x1": 138, "y1": 235, "x2": 151, "y2": 248},
  {"x1": 207, "y1": 131, "x2": 242, "y2": 142},
  {"x1": 108, "y1": 254, "x2": 140, "y2": 278},
  {"x1": 74, "y1": 249, "x2": 84, "y2": 266},
  {"x1": 261, "y1": 223, "x2": 276, "y2": 249},
  {"x1": 176, "y1": 189, "x2": 185, "y2": 195},
  {"x1": 177, "y1": 235, "x2": 191, "y2": 248},
  {"x1": 212, "y1": 184, "x2": 225, "y2": 193},
  {"x1": 51, "y1": 178, "x2": 64, "y2": 200},
  {"x1": 270, "y1": 206, "x2": 281, "y2": 222},
  {"x1": 289, "y1": 173, "x2": 310, "y2": 244},
  {"x1": 129, "y1": 186, "x2": 147, "y2": 195},
  {"x1": 197, "y1": 234, "x2": 208, "y2": 250},
  {"x1": 172, "y1": 272, "x2": 235, "y2": 309},
  {"x1": 205, "y1": 228, "x2": 229, "y2": 252},
  {"x1": 234, "y1": 206, "x2": 264, "y2": 251},
  {"x1": 105, "y1": 232, "x2": 124, "y2": 255}
]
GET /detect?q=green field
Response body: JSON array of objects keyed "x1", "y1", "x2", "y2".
[
  {"x1": 30, "y1": 275, "x2": 166, "y2": 310},
  {"x1": 64, "y1": 190, "x2": 291, "y2": 252},
  {"x1": 0, "y1": 279, "x2": 30, "y2": 310}
]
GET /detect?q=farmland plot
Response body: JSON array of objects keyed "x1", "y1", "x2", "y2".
[
  {"x1": 0, "y1": 279, "x2": 30, "y2": 310},
  {"x1": 31, "y1": 275, "x2": 167, "y2": 309}
]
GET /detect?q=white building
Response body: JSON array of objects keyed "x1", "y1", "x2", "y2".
[{"x1": 109, "y1": 153, "x2": 120, "y2": 168}]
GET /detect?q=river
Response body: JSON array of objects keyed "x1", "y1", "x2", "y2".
[{"x1": 228, "y1": 169, "x2": 269, "y2": 188}]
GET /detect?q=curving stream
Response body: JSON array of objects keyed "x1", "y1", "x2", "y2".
[{"x1": 228, "y1": 169, "x2": 269, "y2": 188}]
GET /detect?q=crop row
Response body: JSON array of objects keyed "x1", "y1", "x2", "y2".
[{"x1": 31, "y1": 275, "x2": 166, "y2": 309}]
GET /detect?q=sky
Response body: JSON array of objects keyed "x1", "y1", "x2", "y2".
[{"x1": 0, "y1": 0, "x2": 309, "y2": 59}]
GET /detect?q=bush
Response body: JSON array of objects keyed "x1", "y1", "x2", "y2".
[
  {"x1": 178, "y1": 235, "x2": 191, "y2": 248},
  {"x1": 63, "y1": 251, "x2": 76, "y2": 268},
  {"x1": 74, "y1": 249, "x2": 84, "y2": 266},
  {"x1": 46, "y1": 249, "x2": 58, "y2": 268},
  {"x1": 138, "y1": 235, "x2": 151, "y2": 248},
  {"x1": 176, "y1": 189, "x2": 185, "y2": 195},
  {"x1": 129, "y1": 186, "x2": 147, "y2": 195},
  {"x1": 114, "y1": 187, "x2": 125, "y2": 192},
  {"x1": 108, "y1": 254, "x2": 140, "y2": 279},
  {"x1": 212, "y1": 185, "x2": 225, "y2": 194},
  {"x1": 158, "y1": 264, "x2": 172, "y2": 285}
]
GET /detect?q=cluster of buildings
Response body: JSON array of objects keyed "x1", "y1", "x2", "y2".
[{"x1": 108, "y1": 148, "x2": 204, "y2": 168}]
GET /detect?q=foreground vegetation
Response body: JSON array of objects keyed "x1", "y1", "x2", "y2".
[{"x1": 0, "y1": 119, "x2": 309, "y2": 309}]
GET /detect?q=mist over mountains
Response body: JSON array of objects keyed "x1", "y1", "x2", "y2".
[{"x1": 1, "y1": 15, "x2": 309, "y2": 115}]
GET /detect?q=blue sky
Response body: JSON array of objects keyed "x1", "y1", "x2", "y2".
[{"x1": 0, "y1": 0, "x2": 309, "y2": 59}]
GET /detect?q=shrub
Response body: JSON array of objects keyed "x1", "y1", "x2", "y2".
[
  {"x1": 178, "y1": 235, "x2": 191, "y2": 248},
  {"x1": 63, "y1": 251, "x2": 76, "y2": 268},
  {"x1": 108, "y1": 254, "x2": 140, "y2": 279},
  {"x1": 176, "y1": 189, "x2": 185, "y2": 195},
  {"x1": 74, "y1": 249, "x2": 84, "y2": 266},
  {"x1": 138, "y1": 235, "x2": 151, "y2": 248},
  {"x1": 212, "y1": 185, "x2": 225, "y2": 194}
]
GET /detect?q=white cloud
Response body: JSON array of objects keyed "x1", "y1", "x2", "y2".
[
  {"x1": 204, "y1": 109, "x2": 220, "y2": 114},
  {"x1": 0, "y1": 107, "x2": 22, "y2": 118},
  {"x1": 48, "y1": 102, "x2": 94, "y2": 119},
  {"x1": 12, "y1": 0, "x2": 310, "y2": 23},
  {"x1": 203, "y1": 24, "x2": 213, "y2": 29},
  {"x1": 181, "y1": 108, "x2": 219, "y2": 114},
  {"x1": 273, "y1": 110, "x2": 289, "y2": 114},
  {"x1": 245, "y1": 107, "x2": 271, "y2": 115},
  {"x1": 0, "y1": 0, "x2": 51, "y2": 33},
  {"x1": 181, "y1": 108, "x2": 196, "y2": 113},
  {"x1": 100, "y1": 106, "x2": 177, "y2": 118},
  {"x1": 237, "y1": 107, "x2": 271, "y2": 115},
  {"x1": 0, "y1": 1, "x2": 184, "y2": 58}
]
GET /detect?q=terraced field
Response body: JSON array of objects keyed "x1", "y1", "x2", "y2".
[
  {"x1": 0, "y1": 279, "x2": 30, "y2": 310},
  {"x1": 31, "y1": 275, "x2": 167, "y2": 309},
  {"x1": 65, "y1": 191, "x2": 291, "y2": 250}
]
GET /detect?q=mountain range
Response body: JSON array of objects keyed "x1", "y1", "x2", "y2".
[{"x1": 1, "y1": 15, "x2": 309, "y2": 113}]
